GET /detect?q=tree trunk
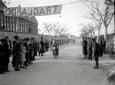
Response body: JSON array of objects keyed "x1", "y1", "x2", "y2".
[
  {"x1": 48, "y1": 33, "x2": 51, "y2": 46},
  {"x1": 97, "y1": 28, "x2": 100, "y2": 43},
  {"x1": 114, "y1": 24, "x2": 115, "y2": 34},
  {"x1": 104, "y1": 26, "x2": 108, "y2": 41},
  {"x1": 97, "y1": 25, "x2": 101, "y2": 43}
]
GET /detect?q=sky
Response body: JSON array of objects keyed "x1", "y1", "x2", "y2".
[{"x1": 5, "y1": 0, "x2": 114, "y2": 37}]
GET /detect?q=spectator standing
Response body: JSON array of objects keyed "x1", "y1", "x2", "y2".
[
  {"x1": 100, "y1": 37, "x2": 106, "y2": 56},
  {"x1": 37, "y1": 41, "x2": 41, "y2": 56},
  {"x1": 24, "y1": 38, "x2": 30, "y2": 66},
  {"x1": 82, "y1": 37, "x2": 88, "y2": 59},
  {"x1": 19, "y1": 39, "x2": 26, "y2": 69},
  {"x1": 4, "y1": 36, "x2": 11, "y2": 72},
  {"x1": 92, "y1": 38, "x2": 100, "y2": 69},
  {"x1": 0, "y1": 39, "x2": 6, "y2": 74},
  {"x1": 44, "y1": 40, "x2": 49, "y2": 52},
  {"x1": 87, "y1": 38, "x2": 93, "y2": 60},
  {"x1": 29, "y1": 39, "x2": 34, "y2": 64},
  {"x1": 33, "y1": 40, "x2": 38, "y2": 60},
  {"x1": 12, "y1": 36, "x2": 21, "y2": 71},
  {"x1": 39, "y1": 37, "x2": 44, "y2": 56}
]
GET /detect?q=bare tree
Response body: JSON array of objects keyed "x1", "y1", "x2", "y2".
[
  {"x1": 102, "y1": 5, "x2": 114, "y2": 40},
  {"x1": 42, "y1": 22, "x2": 53, "y2": 35},
  {"x1": 87, "y1": 23, "x2": 97, "y2": 37},
  {"x1": 85, "y1": 1, "x2": 103, "y2": 42},
  {"x1": 53, "y1": 22, "x2": 68, "y2": 37},
  {"x1": 80, "y1": 25, "x2": 89, "y2": 37},
  {"x1": 80, "y1": 23, "x2": 96, "y2": 38},
  {"x1": 42, "y1": 22, "x2": 53, "y2": 44},
  {"x1": 86, "y1": 0, "x2": 114, "y2": 40}
]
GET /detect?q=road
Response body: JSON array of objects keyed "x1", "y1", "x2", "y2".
[{"x1": 0, "y1": 44, "x2": 109, "y2": 85}]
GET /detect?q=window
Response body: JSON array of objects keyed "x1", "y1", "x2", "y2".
[
  {"x1": 0, "y1": 13, "x2": 3, "y2": 27},
  {"x1": 7, "y1": 16, "x2": 10, "y2": 31},
  {"x1": 0, "y1": 12, "x2": 2, "y2": 27},
  {"x1": 16, "y1": 18, "x2": 19, "y2": 32},
  {"x1": 12, "y1": 17, "x2": 15, "y2": 31}
]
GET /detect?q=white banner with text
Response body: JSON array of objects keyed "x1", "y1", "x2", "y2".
[{"x1": 3, "y1": 5, "x2": 62, "y2": 17}]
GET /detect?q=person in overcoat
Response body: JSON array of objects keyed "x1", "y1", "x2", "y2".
[
  {"x1": 44, "y1": 40, "x2": 49, "y2": 52},
  {"x1": 23, "y1": 38, "x2": 30, "y2": 66},
  {"x1": 19, "y1": 40, "x2": 26, "y2": 68},
  {"x1": 3, "y1": 36, "x2": 11, "y2": 72},
  {"x1": 33, "y1": 40, "x2": 38, "y2": 60},
  {"x1": 92, "y1": 38, "x2": 100, "y2": 69},
  {"x1": 99, "y1": 37, "x2": 106, "y2": 56},
  {"x1": 87, "y1": 38, "x2": 93, "y2": 60},
  {"x1": 29, "y1": 41, "x2": 34, "y2": 64},
  {"x1": 12, "y1": 36, "x2": 21, "y2": 71},
  {"x1": 39, "y1": 37, "x2": 44, "y2": 56},
  {"x1": 82, "y1": 37, "x2": 88, "y2": 59},
  {"x1": 0, "y1": 39, "x2": 6, "y2": 74}
]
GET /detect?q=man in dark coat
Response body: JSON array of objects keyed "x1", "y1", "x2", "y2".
[
  {"x1": 87, "y1": 38, "x2": 93, "y2": 60},
  {"x1": 40, "y1": 37, "x2": 44, "y2": 56},
  {"x1": 28, "y1": 40, "x2": 34, "y2": 64},
  {"x1": 33, "y1": 40, "x2": 38, "y2": 60},
  {"x1": 12, "y1": 36, "x2": 21, "y2": 71},
  {"x1": 92, "y1": 38, "x2": 100, "y2": 69},
  {"x1": 82, "y1": 37, "x2": 87, "y2": 59},
  {"x1": 3, "y1": 37, "x2": 11, "y2": 72},
  {"x1": 0, "y1": 39, "x2": 6, "y2": 74},
  {"x1": 99, "y1": 37, "x2": 106, "y2": 56},
  {"x1": 44, "y1": 40, "x2": 49, "y2": 52}
]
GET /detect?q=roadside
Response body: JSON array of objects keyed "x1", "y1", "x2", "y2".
[{"x1": 99, "y1": 53, "x2": 115, "y2": 85}]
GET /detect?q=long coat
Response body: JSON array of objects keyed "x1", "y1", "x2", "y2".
[
  {"x1": 87, "y1": 39, "x2": 92, "y2": 57},
  {"x1": 19, "y1": 43, "x2": 26, "y2": 63},
  {"x1": 0, "y1": 44, "x2": 5, "y2": 64},
  {"x1": 33, "y1": 42, "x2": 38, "y2": 56},
  {"x1": 82, "y1": 40, "x2": 87, "y2": 56},
  {"x1": 40, "y1": 40, "x2": 44, "y2": 53},
  {"x1": 23, "y1": 42, "x2": 29, "y2": 62},
  {"x1": 3, "y1": 41, "x2": 11, "y2": 64},
  {"x1": 12, "y1": 41, "x2": 22, "y2": 66},
  {"x1": 0, "y1": 44, "x2": 5, "y2": 72},
  {"x1": 29, "y1": 43, "x2": 34, "y2": 60},
  {"x1": 92, "y1": 41, "x2": 100, "y2": 57}
]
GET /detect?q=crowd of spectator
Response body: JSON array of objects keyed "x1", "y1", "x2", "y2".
[
  {"x1": 0, "y1": 36, "x2": 50, "y2": 74},
  {"x1": 82, "y1": 37, "x2": 106, "y2": 69},
  {"x1": 0, "y1": 35, "x2": 70, "y2": 74}
]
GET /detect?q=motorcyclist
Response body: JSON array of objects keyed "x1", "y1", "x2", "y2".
[{"x1": 52, "y1": 40, "x2": 59, "y2": 58}]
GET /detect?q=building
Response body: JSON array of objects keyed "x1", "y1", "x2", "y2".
[{"x1": 0, "y1": 0, "x2": 38, "y2": 36}]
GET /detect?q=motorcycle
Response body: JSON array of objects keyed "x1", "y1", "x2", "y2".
[{"x1": 52, "y1": 46, "x2": 59, "y2": 58}]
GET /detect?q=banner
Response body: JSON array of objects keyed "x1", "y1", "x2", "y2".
[{"x1": 3, "y1": 5, "x2": 62, "y2": 17}]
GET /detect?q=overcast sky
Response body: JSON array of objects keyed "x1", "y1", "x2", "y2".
[{"x1": 5, "y1": 0, "x2": 114, "y2": 37}]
